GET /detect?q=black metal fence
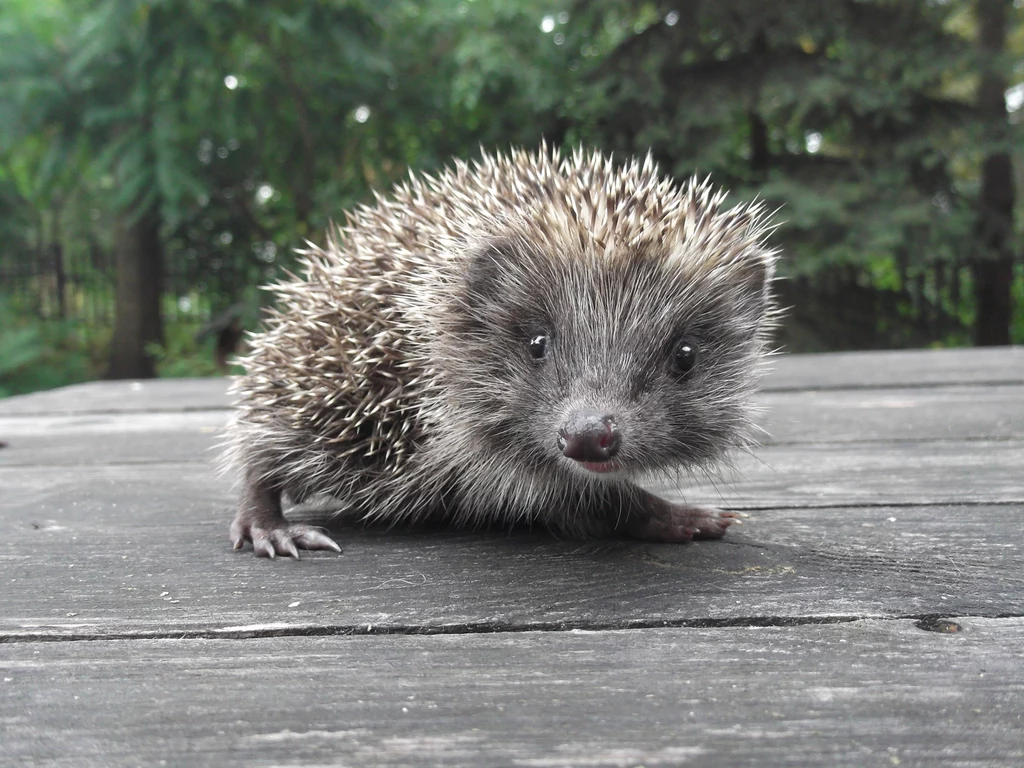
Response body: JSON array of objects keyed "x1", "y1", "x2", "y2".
[{"x1": 1, "y1": 248, "x2": 230, "y2": 331}]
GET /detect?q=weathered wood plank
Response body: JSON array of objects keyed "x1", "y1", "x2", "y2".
[
  {"x1": 1, "y1": 453, "x2": 1020, "y2": 636},
  {"x1": 762, "y1": 345, "x2": 1024, "y2": 391},
  {"x1": 3, "y1": 385, "x2": 1023, "y2": 468},
  {"x1": 0, "y1": 410, "x2": 227, "y2": 466},
  {"x1": 3, "y1": 435, "x2": 1022, "y2": 524},
  {"x1": 668, "y1": 438, "x2": 1024, "y2": 507},
  {"x1": 0, "y1": 341, "x2": 1019, "y2": 768},
  {"x1": 0, "y1": 378, "x2": 233, "y2": 416},
  {"x1": 2, "y1": 347, "x2": 1020, "y2": 419},
  {"x1": 0, "y1": 412, "x2": 224, "y2": 468},
  {"x1": 9, "y1": 432, "x2": 1021, "y2": 515},
  {"x1": 758, "y1": 384, "x2": 1024, "y2": 444},
  {"x1": 2, "y1": 619, "x2": 1022, "y2": 767}
]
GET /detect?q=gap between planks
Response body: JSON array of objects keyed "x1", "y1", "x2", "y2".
[
  {"x1": 2, "y1": 612, "x2": 1016, "y2": 645},
  {"x1": 4, "y1": 435, "x2": 1021, "y2": 469},
  {"x1": 2, "y1": 377, "x2": 1022, "y2": 417}
]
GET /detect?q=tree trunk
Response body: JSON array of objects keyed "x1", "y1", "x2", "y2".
[
  {"x1": 973, "y1": 150, "x2": 1015, "y2": 346},
  {"x1": 748, "y1": 30, "x2": 769, "y2": 179},
  {"x1": 52, "y1": 243, "x2": 67, "y2": 320},
  {"x1": 972, "y1": 0, "x2": 1015, "y2": 347},
  {"x1": 51, "y1": 202, "x2": 67, "y2": 320},
  {"x1": 748, "y1": 111, "x2": 769, "y2": 177},
  {"x1": 107, "y1": 211, "x2": 163, "y2": 379}
]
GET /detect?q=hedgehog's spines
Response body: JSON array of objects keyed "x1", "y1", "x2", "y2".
[{"x1": 225, "y1": 146, "x2": 778, "y2": 532}]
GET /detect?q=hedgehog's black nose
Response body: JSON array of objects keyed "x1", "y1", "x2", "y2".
[{"x1": 558, "y1": 410, "x2": 620, "y2": 462}]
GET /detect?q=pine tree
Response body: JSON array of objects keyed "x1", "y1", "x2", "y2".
[{"x1": 568, "y1": 0, "x2": 1020, "y2": 349}]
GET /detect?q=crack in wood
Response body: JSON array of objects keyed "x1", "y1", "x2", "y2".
[
  {"x1": 764, "y1": 378, "x2": 1024, "y2": 394},
  {"x1": 4, "y1": 612, "x2": 1021, "y2": 644}
]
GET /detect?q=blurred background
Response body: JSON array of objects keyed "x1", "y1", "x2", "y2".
[{"x1": 1, "y1": 0, "x2": 1022, "y2": 397}]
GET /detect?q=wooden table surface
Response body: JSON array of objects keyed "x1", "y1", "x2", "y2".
[{"x1": 2, "y1": 347, "x2": 1023, "y2": 766}]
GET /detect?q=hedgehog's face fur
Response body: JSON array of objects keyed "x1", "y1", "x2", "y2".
[{"x1": 440, "y1": 228, "x2": 774, "y2": 488}]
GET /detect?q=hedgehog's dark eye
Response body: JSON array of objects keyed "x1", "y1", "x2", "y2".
[
  {"x1": 528, "y1": 334, "x2": 550, "y2": 361},
  {"x1": 670, "y1": 338, "x2": 698, "y2": 376}
]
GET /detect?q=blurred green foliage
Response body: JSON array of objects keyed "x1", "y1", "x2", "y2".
[
  {"x1": 0, "y1": 0, "x2": 1022, "y2": 395},
  {"x1": 0, "y1": 295, "x2": 99, "y2": 396},
  {"x1": 146, "y1": 325, "x2": 238, "y2": 379}
]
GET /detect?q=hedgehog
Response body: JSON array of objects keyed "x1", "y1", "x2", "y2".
[{"x1": 224, "y1": 147, "x2": 778, "y2": 558}]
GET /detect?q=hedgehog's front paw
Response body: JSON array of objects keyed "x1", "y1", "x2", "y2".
[
  {"x1": 620, "y1": 493, "x2": 740, "y2": 543},
  {"x1": 230, "y1": 511, "x2": 341, "y2": 559}
]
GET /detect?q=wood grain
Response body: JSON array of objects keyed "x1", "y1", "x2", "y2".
[
  {"x1": 1, "y1": 348, "x2": 1022, "y2": 767},
  {"x1": 0, "y1": 410, "x2": 228, "y2": 466},
  {"x1": 3, "y1": 619, "x2": 1022, "y2": 767},
  {"x1": 758, "y1": 384, "x2": 1024, "y2": 444},
  {"x1": 5, "y1": 434, "x2": 1020, "y2": 517},
  {"x1": 0, "y1": 377, "x2": 233, "y2": 416},
  {"x1": 2, "y1": 346, "x2": 1019, "y2": 418},
  {"x1": 761, "y1": 345, "x2": 1024, "y2": 390},
  {"x1": 3, "y1": 385, "x2": 1023, "y2": 468},
  {"x1": 2, "y1": 461, "x2": 1020, "y2": 636}
]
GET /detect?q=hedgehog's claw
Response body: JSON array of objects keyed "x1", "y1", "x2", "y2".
[
  {"x1": 617, "y1": 489, "x2": 739, "y2": 543},
  {"x1": 230, "y1": 476, "x2": 342, "y2": 558},
  {"x1": 239, "y1": 523, "x2": 341, "y2": 559},
  {"x1": 270, "y1": 529, "x2": 300, "y2": 559},
  {"x1": 292, "y1": 526, "x2": 343, "y2": 553},
  {"x1": 251, "y1": 529, "x2": 278, "y2": 559},
  {"x1": 687, "y1": 507, "x2": 739, "y2": 540}
]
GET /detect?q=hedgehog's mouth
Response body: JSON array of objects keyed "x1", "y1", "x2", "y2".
[
  {"x1": 564, "y1": 458, "x2": 632, "y2": 481},
  {"x1": 580, "y1": 460, "x2": 621, "y2": 474}
]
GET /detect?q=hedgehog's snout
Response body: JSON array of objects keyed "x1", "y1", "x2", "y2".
[{"x1": 557, "y1": 410, "x2": 621, "y2": 464}]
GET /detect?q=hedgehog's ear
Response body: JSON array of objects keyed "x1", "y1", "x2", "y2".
[
  {"x1": 463, "y1": 238, "x2": 518, "y2": 309},
  {"x1": 731, "y1": 249, "x2": 776, "y2": 321}
]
